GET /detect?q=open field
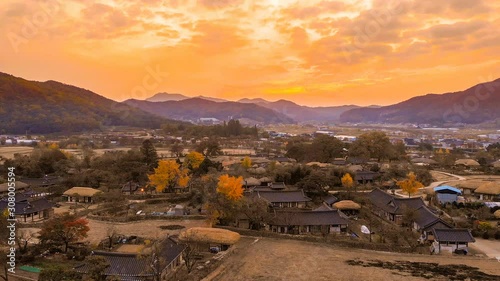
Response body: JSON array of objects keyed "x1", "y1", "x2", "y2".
[
  {"x1": 212, "y1": 237, "x2": 500, "y2": 281},
  {"x1": 0, "y1": 146, "x2": 34, "y2": 159},
  {"x1": 85, "y1": 218, "x2": 209, "y2": 245}
]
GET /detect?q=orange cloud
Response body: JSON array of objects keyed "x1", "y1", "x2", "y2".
[{"x1": 0, "y1": 0, "x2": 498, "y2": 106}]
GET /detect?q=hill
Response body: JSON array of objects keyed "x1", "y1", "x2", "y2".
[
  {"x1": 146, "y1": 92, "x2": 227, "y2": 103},
  {"x1": 123, "y1": 98, "x2": 295, "y2": 124},
  {"x1": 0, "y1": 73, "x2": 179, "y2": 134},
  {"x1": 240, "y1": 99, "x2": 360, "y2": 122},
  {"x1": 340, "y1": 79, "x2": 500, "y2": 124}
]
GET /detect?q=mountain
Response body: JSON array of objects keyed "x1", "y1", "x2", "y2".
[
  {"x1": 123, "y1": 98, "x2": 295, "y2": 124},
  {"x1": 146, "y1": 92, "x2": 189, "y2": 102},
  {"x1": 0, "y1": 72, "x2": 180, "y2": 134},
  {"x1": 340, "y1": 79, "x2": 500, "y2": 124},
  {"x1": 238, "y1": 98, "x2": 271, "y2": 104},
  {"x1": 146, "y1": 92, "x2": 227, "y2": 103},
  {"x1": 238, "y1": 99, "x2": 360, "y2": 122}
]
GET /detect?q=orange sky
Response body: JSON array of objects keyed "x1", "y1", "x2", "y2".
[{"x1": 0, "y1": 0, "x2": 499, "y2": 106}]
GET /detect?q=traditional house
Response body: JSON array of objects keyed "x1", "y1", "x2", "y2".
[
  {"x1": 268, "y1": 210, "x2": 349, "y2": 235},
  {"x1": 323, "y1": 195, "x2": 338, "y2": 207},
  {"x1": 474, "y1": 182, "x2": 500, "y2": 201},
  {"x1": 369, "y1": 188, "x2": 426, "y2": 225},
  {"x1": 454, "y1": 159, "x2": 481, "y2": 169},
  {"x1": 256, "y1": 190, "x2": 312, "y2": 209},
  {"x1": 430, "y1": 228, "x2": 475, "y2": 255},
  {"x1": 332, "y1": 200, "x2": 361, "y2": 216},
  {"x1": 121, "y1": 181, "x2": 141, "y2": 195},
  {"x1": 0, "y1": 181, "x2": 29, "y2": 197},
  {"x1": 412, "y1": 205, "x2": 453, "y2": 237},
  {"x1": 63, "y1": 187, "x2": 102, "y2": 203},
  {"x1": 434, "y1": 186, "x2": 461, "y2": 204},
  {"x1": 75, "y1": 238, "x2": 185, "y2": 280},
  {"x1": 355, "y1": 171, "x2": 379, "y2": 184},
  {"x1": 0, "y1": 194, "x2": 54, "y2": 222},
  {"x1": 179, "y1": 227, "x2": 240, "y2": 252}
]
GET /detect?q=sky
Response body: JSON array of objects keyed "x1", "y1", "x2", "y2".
[{"x1": 0, "y1": 0, "x2": 499, "y2": 107}]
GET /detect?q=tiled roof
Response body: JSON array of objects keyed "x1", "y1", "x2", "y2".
[
  {"x1": 75, "y1": 238, "x2": 184, "y2": 279},
  {"x1": 369, "y1": 188, "x2": 426, "y2": 215},
  {"x1": 257, "y1": 190, "x2": 311, "y2": 203},
  {"x1": 0, "y1": 197, "x2": 53, "y2": 215},
  {"x1": 323, "y1": 195, "x2": 338, "y2": 205},
  {"x1": 270, "y1": 210, "x2": 349, "y2": 226},
  {"x1": 433, "y1": 228, "x2": 475, "y2": 243}
]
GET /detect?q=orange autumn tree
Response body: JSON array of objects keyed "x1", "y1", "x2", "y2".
[
  {"x1": 341, "y1": 173, "x2": 354, "y2": 196},
  {"x1": 397, "y1": 172, "x2": 424, "y2": 198},
  {"x1": 216, "y1": 174, "x2": 243, "y2": 201},
  {"x1": 184, "y1": 151, "x2": 205, "y2": 170},
  {"x1": 148, "y1": 160, "x2": 190, "y2": 192}
]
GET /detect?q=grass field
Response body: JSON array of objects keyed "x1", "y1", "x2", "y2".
[{"x1": 0, "y1": 146, "x2": 34, "y2": 159}]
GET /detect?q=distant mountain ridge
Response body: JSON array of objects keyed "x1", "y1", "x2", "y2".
[
  {"x1": 124, "y1": 98, "x2": 295, "y2": 124},
  {"x1": 146, "y1": 92, "x2": 227, "y2": 103},
  {"x1": 0, "y1": 72, "x2": 180, "y2": 134},
  {"x1": 340, "y1": 78, "x2": 500, "y2": 124}
]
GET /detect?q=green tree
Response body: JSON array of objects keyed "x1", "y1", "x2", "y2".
[
  {"x1": 349, "y1": 132, "x2": 396, "y2": 162},
  {"x1": 87, "y1": 256, "x2": 110, "y2": 281},
  {"x1": 140, "y1": 139, "x2": 158, "y2": 170},
  {"x1": 39, "y1": 265, "x2": 83, "y2": 281}
]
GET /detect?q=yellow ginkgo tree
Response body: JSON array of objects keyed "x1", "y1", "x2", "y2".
[
  {"x1": 216, "y1": 174, "x2": 244, "y2": 201},
  {"x1": 397, "y1": 172, "x2": 424, "y2": 198},
  {"x1": 148, "y1": 160, "x2": 190, "y2": 192},
  {"x1": 184, "y1": 151, "x2": 205, "y2": 170}
]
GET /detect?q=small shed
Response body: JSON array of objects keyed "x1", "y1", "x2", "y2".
[
  {"x1": 431, "y1": 228, "x2": 475, "y2": 255},
  {"x1": 434, "y1": 186, "x2": 461, "y2": 204}
]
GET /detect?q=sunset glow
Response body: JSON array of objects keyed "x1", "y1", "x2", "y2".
[{"x1": 1, "y1": 0, "x2": 499, "y2": 106}]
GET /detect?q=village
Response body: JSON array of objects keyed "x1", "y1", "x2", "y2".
[{"x1": 0, "y1": 124, "x2": 499, "y2": 281}]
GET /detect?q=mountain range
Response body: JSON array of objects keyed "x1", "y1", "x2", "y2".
[
  {"x1": 0, "y1": 72, "x2": 181, "y2": 134},
  {"x1": 340, "y1": 78, "x2": 500, "y2": 124},
  {"x1": 0, "y1": 71, "x2": 498, "y2": 134},
  {"x1": 123, "y1": 98, "x2": 295, "y2": 124},
  {"x1": 141, "y1": 93, "x2": 363, "y2": 122}
]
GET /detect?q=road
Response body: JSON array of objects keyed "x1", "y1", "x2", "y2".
[
  {"x1": 394, "y1": 171, "x2": 466, "y2": 198},
  {"x1": 469, "y1": 238, "x2": 500, "y2": 260}
]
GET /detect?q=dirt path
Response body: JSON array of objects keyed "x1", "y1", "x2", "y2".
[
  {"x1": 212, "y1": 237, "x2": 500, "y2": 281},
  {"x1": 469, "y1": 238, "x2": 500, "y2": 259}
]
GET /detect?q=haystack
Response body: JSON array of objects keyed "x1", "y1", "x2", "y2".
[
  {"x1": 333, "y1": 200, "x2": 361, "y2": 210},
  {"x1": 475, "y1": 182, "x2": 500, "y2": 195},
  {"x1": 455, "y1": 159, "x2": 480, "y2": 167},
  {"x1": 244, "y1": 177, "x2": 261, "y2": 186},
  {"x1": 179, "y1": 227, "x2": 240, "y2": 245},
  {"x1": 494, "y1": 209, "x2": 500, "y2": 219}
]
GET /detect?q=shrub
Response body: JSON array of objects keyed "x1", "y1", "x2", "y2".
[
  {"x1": 495, "y1": 231, "x2": 500, "y2": 240},
  {"x1": 470, "y1": 229, "x2": 481, "y2": 237},
  {"x1": 482, "y1": 232, "x2": 490, "y2": 240}
]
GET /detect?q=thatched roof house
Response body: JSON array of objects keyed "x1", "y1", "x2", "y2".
[
  {"x1": 179, "y1": 227, "x2": 240, "y2": 245},
  {"x1": 63, "y1": 187, "x2": 102, "y2": 203},
  {"x1": 333, "y1": 200, "x2": 361, "y2": 210},
  {"x1": 244, "y1": 177, "x2": 261, "y2": 187},
  {"x1": 474, "y1": 182, "x2": 500, "y2": 200}
]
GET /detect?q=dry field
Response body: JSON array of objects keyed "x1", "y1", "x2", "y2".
[
  {"x1": 0, "y1": 146, "x2": 34, "y2": 159},
  {"x1": 85, "y1": 218, "x2": 209, "y2": 245},
  {"x1": 212, "y1": 237, "x2": 500, "y2": 281}
]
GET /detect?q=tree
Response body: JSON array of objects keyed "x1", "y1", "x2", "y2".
[
  {"x1": 341, "y1": 173, "x2": 354, "y2": 196},
  {"x1": 216, "y1": 175, "x2": 244, "y2": 201},
  {"x1": 239, "y1": 197, "x2": 271, "y2": 230},
  {"x1": 241, "y1": 156, "x2": 252, "y2": 169},
  {"x1": 397, "y1": 172, "x2": 424, "y2": 198},
  {"x1": 39, "y1": 265, "x2": 83, "y2": 281},
  {"x1": 148, "y1": 160, "x2": 190, "y2": 192},
  {"x1": 39, "y1": 213, "x2": 90, "y2": 252},
  {"x1": 140, "y1": 139, "x2": 158, "y2": 170},
  {"x1": 170, "y1": 143, "x2": 184, "y2": 158},
  {"x1": 87, "y1": 256, "x2": 110, "y2": 281},
  {"x1": 349, "y1": 132, "x2": 396, "y2": 162},
  {"x1": 184, "y1": 151, "x2": 205, "y2": 170},
  {"x1": 196, "y1": 139, "x2": 223, "y2": 157}
]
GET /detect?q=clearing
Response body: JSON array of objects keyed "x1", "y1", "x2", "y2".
[{"x1": 212, "y1": 237, "x2": 500, "y2": 281}]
